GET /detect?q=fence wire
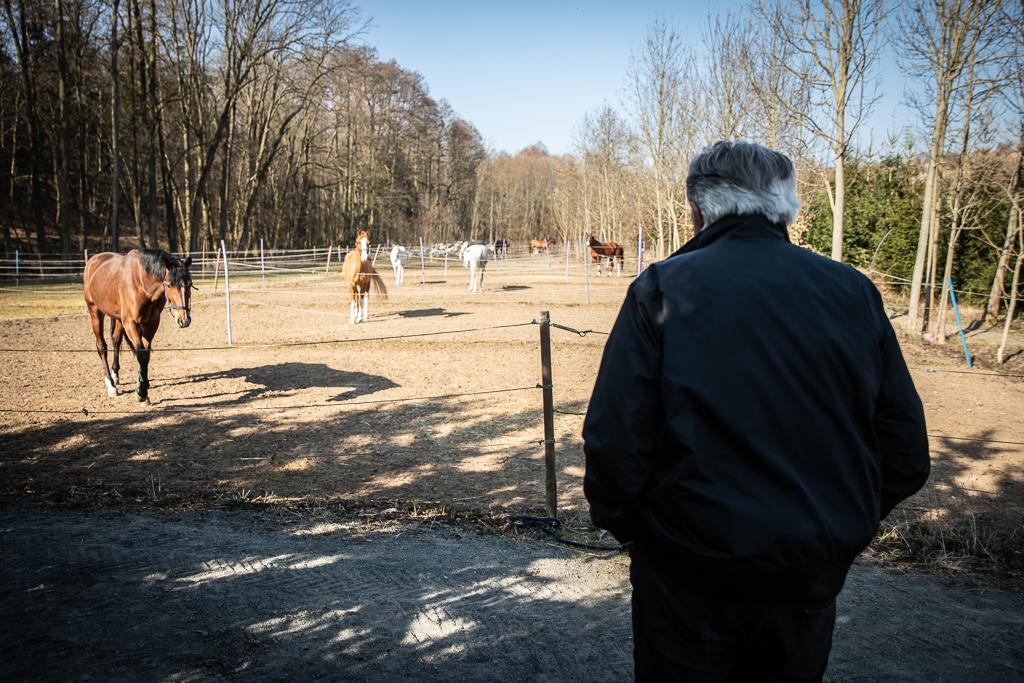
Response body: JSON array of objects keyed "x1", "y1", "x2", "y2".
[{"x1": 0, "y1": 321, "x2": 538, "y2": 354}]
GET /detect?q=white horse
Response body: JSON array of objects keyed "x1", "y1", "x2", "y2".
[
  {"x1": 389, "y1": 245, "x2": 409, "y2": 285},
  {"x1": 459, "y1": 241, "x2": 489, "y2": 292}
]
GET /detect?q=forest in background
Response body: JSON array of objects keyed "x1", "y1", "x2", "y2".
[{"x1": 0, "y1": 0, "x2": 1022, "y2": 344}]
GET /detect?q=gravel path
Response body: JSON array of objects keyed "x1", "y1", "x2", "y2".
[{"x1": 1, "y1": 505, "x2": 1022, "y2": 682}]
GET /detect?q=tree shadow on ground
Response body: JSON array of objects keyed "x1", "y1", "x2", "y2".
[
  {"x1": 884, "y1": 428, "x2": 1024, "y2": 575},
  {"x1": 0, "y1": 508, "x2": 632, "y2": 681},
  {"x1": 397, "y1": 308, "x2": 468, "y2": 319},
  {"x1": 175, "y1": 363, "x2": 399, "y2": 404},
  {"x1": 0, "y1": 387, "x2": 569, "y2": 513}
]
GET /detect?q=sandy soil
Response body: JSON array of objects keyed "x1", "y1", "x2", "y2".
[
  {"x1": 0, "y1": 257, "x2": 1022, "y2": 525},
  {"x1": 1, "y1": 505, "x2": 1022, "y2": 681}
]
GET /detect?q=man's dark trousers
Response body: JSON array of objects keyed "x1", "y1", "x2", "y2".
[{"x1": 631, "y1": 547, "x2": 836, "y2": 682}]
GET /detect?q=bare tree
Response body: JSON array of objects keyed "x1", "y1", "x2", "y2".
[
  {"x1": 985, "y1": 0, "x2": 1023, "y2": 321},
  {"x1": 109, "y1": 0, "x2": 121, "y2": 250},
  {"x1": 2, "y1": 0, "x2": 48, "y2": 251},
  {"x1": 624, "y1": 19, "x2": 694, "y2": 258},
  {"x1": 759, "y1": 0, "x2": 886, "y2": 263},
  {"x1": 900, "y1": 0, "x2": 1003, "y2": 333}
]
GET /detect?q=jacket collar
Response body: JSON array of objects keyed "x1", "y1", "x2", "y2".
[{"x1": 672, "y1": 214, "x2": 790, "y2": 257}]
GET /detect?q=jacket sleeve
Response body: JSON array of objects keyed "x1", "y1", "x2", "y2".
[
  {"x1": 583, "y1": 269, "x2": 663, "y2": 543},
  {"x1": 869, "y1": 286, "x2": 931, "y2": 519}
]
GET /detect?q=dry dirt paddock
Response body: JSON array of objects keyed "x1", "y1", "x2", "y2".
[{"x1": 0, "y1": 255, "x2": 1022, "y2": 533}]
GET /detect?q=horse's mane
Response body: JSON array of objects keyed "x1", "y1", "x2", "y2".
[{"x1": 140, "y1": 249, "x2": 191, "y2": 285}]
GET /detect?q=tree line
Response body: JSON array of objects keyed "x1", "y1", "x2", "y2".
[
  {"x1": 477, "y1": 0, "x2": 1023, "y2": 354},
  {"x1": 1, "y1": 0, "x2": 1021, "y2": 349},
  {"x1": 0, "y1": 0, "x2": 485, "y2": 255}
]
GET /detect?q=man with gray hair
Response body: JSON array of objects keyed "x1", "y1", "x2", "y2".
[{"x1": 583, "y1": 141, "x2": 929, "y2": 681}]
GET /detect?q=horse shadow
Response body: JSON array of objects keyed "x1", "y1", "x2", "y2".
[
  {"x1": 398, "y1": 308, "x2": 468, "y2": 319},
  {"x1": 500, "y1": 285, "x2": 530, "y2": 291},
  {"x1": 181, "y1": 363, "x2": 399, "y2": 404}
]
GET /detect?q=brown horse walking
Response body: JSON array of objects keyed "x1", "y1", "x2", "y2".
[
  {"x1": 83, "y1": 249, "x2": 193, "y2": 404},
  {"x1": 588, "y1": 235, "x2": 624, "y2": 276},
  {"x1": 341, "y1": 229, "x2": 387, "y2": 323}
]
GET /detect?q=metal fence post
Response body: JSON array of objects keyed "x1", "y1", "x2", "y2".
[
  {"x1": 539, "y1": 310, "x2": 557, "y2": 519},
  {"x1": 948, "y1": 276, "x2": 972, "y2": 368}
]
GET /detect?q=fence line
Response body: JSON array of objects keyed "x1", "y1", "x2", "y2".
[
  {"x1": 870, "y1": 269, "x2": 1013, "y2": 303},
  {"x1": 0, "y1": 321, "x2": 538, "y2": 353}
]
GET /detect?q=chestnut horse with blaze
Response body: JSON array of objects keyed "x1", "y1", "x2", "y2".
[
  {"x1": 342, "y1": 229, "x2": 388, "y2": 323},
  {"x1": 588, "y1": 235, "x2": 624, "y2": 276},
  {"x1": 83, "y1": 249, "x2": 194, "y2": 404}
]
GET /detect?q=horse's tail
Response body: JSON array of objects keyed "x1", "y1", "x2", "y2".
[{"x1": 369, "y1": 270, "x2": 388, "y2": 301}]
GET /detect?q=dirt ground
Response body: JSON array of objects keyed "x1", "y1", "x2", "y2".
[
  {"x1": 1, "y1": 504, "x2": 1023, "y2": 681},
  {"x1": 1, "y1": 256, "x2": 1022, "y2": 524}
]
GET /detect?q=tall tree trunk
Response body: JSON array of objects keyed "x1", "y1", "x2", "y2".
[
  {"x1": 55, "y1": 0, "x2": 73, "y2": 255},
  {"x1": 3, "y1": 0, "x2": 47, "y2": 252},
  {"x1": 996, "y1": 235, "x2": 1023, "y2": 364},
  {"x1": 149, "y1": 0, "x2": 177, "y2": 251},
  {"x1": 987, "y1": 133, "x2": 1023, "y2": 321},
  {"x1": 110, "y1": 0, "x2": 121, "y2": 251},
  {"x1": 907, "y1": 114, "x2": 946, "y2": 332},
  {"x1": 832, "y1": 149, "x2": 846, "y2": 261}
]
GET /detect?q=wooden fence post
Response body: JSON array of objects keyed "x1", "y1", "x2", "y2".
[
  {"x1": 259, "y1": 239, "x2": 266, "y2": 287},
  {"x1": 539, "y1": 310, "x2": 557, "y2": 519}
]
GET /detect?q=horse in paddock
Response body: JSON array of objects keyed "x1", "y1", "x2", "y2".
[
  {"x1": 588, "y1": 235, "x2": 624, "y2": 276},
  {"x1": 529, "y1": 239, "x2": 549, "y2": 255},
  {"x1": 460, "y1": 241, "x2": 489, "y2": 292},
  {"x1": 389, "y1": 245, "x2": 410, "y2": 286},
  {"x1": 83, "y1": 249, "x2": 193, "y2": 404},
  {"x1": 342, "y1": 229, "x2": 388, "y2": 323}
]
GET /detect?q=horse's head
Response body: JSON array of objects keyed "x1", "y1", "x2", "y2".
[
  {"x1": 356, "y1": 230, "x2": 370, "y2": 257},
  {"x1": 163, "y1": 254, "x2": 193, "y2": 328}
]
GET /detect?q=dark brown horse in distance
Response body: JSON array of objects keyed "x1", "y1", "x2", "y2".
[
  {"x1": 588, "y1": 235, "x2": 624, "y2": 276},
  {"x1": 83, "y1": 249, "x2": 193, "y2": 404}
]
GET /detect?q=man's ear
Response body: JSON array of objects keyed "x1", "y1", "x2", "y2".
[{"x1": 689, "y1": 201, "x2": 704, "y2": 233}]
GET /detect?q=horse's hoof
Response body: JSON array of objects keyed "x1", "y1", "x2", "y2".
[
  {"x1": 107, "y1": 387, "x2": 118, "y2": 398},
  {"x1": 111, "y1": 373, "x2": 119, "y2": 384},
  {"x1": 138, "y1": 397, "x2": 150, "y2": 406}
]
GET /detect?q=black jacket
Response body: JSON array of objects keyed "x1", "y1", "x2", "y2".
[{"x1": 583, "y1": 214, "x2": 930, "y2": 603}]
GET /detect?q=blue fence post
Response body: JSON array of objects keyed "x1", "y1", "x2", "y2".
[{"x1": 947, "y1": 276, "x2": 972, "y2": 368}]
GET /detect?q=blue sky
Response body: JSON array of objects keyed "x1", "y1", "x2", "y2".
[{"x1": 358, "y1": 0, "x2": 913, "y2": 156}]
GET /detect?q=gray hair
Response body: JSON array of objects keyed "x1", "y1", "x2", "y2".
[{"x1": 685, "y1": 141, "x2": 800, "y2": 227}]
